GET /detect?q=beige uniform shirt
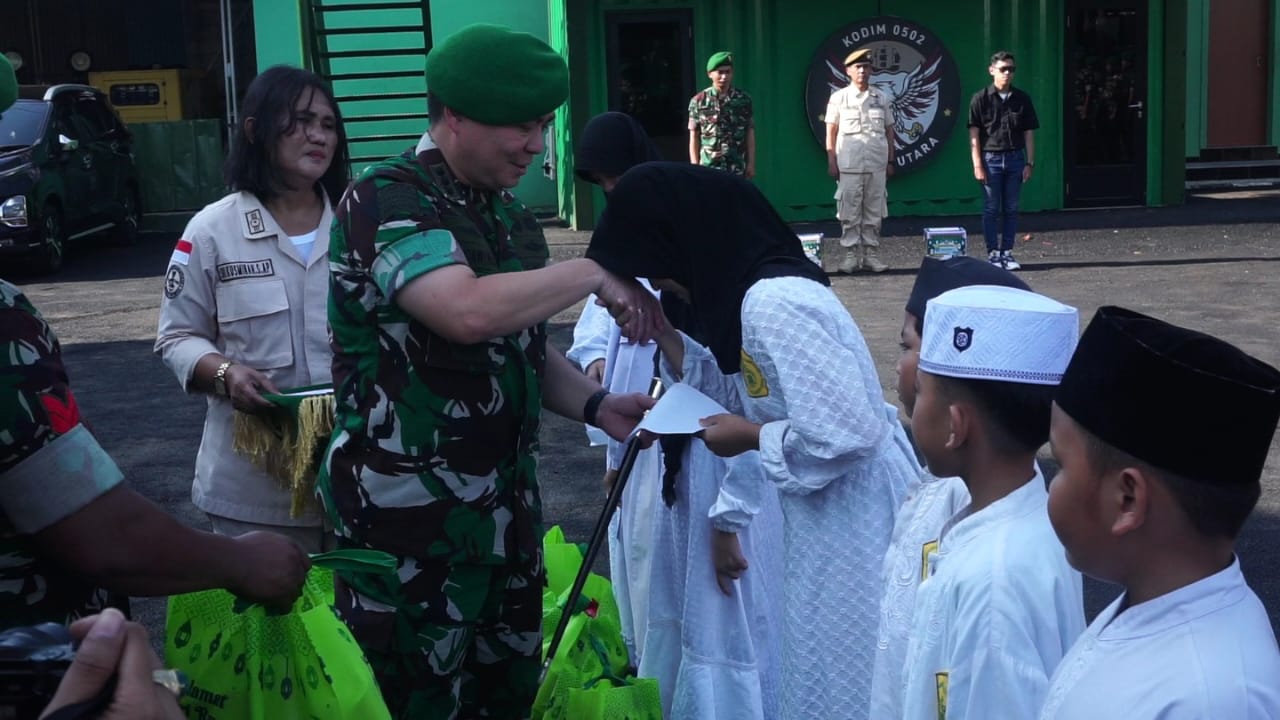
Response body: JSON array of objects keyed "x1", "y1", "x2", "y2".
[
  {"x1": 826, "y1": 86, "x2": 895, "y2": 173},
  {"x1": 155, "y1": 192, "x2": 333, "y2": 526}
]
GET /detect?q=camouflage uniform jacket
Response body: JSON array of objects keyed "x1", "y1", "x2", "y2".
[
  {"x1": 0, "y1": 280, "x2": 119, "y2": 628},
  {"x1": 322, "y1": 134, "x2": 550, "y2": 567},
  {"x1": 688, "y1": 86, "x2": 754, "y2": 174}
]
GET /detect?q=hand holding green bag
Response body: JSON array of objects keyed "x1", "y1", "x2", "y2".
[{"x1": 165, "y1": 549, "x2": 395, "y2": 719}]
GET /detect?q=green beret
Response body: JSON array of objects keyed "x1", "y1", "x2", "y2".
[
  {"x1": 425, "y1": 24, "x2": 568, "y2": 125},
  {"x1": 844, "y1": 48, "x2": 872, "y2": 67},
  {"x1": 706, "y1": 51, "x2": 734, "y2": 73},
  {"x1": 0, "y1": 56, "x2": 16, "y2": 113}
]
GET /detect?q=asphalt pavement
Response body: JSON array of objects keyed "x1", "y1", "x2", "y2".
[{"x1": 6, "y1": 188, "x2": 1279, "y2": 648}]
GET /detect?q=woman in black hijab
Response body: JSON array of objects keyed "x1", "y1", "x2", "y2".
[
  {"x1": 575, "y1": 111, "x2": 660, "y2": 191},
  {"x1": 585, "y1": 162, "x2": 919, "y2": 720},
  {"x1": 572, "y1": 117, "x2": 785, "y2": 720}
]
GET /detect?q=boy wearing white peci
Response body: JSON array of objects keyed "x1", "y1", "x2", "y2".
[{"x1": 900, "y1": 286, "x2": 1085, "y2": 720}]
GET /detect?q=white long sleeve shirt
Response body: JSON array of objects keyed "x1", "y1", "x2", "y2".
[
  {"x1": 870, "y1": 469, "x2": 971, "y2": 720},
  {"x1": 669, "y1": 276, "x2": 916, "y2": 720},
  {"x1": 901, "y1": 469, "x2": 1085, "y2": 720},
  {"x1": 1040, "y1": 557, "x2": 1280, "y2": 720}
]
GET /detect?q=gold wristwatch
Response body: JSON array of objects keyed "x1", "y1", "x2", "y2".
[{"x1": 213, "y1": 361, "x2": 234, "y2": 397}]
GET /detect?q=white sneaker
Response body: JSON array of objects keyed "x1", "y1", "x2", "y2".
[
  {"x1": 838, "y1": 250, "x2": 860, "y2": 274},
  {"x1": 988, "y1": 250, "x2": 1004, "y2": 268},
  {"x1": 1001, "y1": 250, "x2": 1022, "y2": 271}
]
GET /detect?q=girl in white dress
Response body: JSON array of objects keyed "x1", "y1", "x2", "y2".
[
  {"x1": 586, "y1": 161, "x2": 917, "y2": 720},
  {"x1": 573, "y1": 117, "x2": 783, "y2": 720}
]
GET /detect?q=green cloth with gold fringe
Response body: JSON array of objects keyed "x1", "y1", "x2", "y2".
[{"x1": 231, "y1": 383, "x2": 335, "y2": 517}]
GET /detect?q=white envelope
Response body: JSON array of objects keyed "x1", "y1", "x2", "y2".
[{"x1": 633, "y1": 382, "x2": 731, "y2": 436}]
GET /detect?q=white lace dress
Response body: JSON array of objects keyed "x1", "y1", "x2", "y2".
[{"x1": 670, "y1": 276, "x2": 916, "y2": 720}]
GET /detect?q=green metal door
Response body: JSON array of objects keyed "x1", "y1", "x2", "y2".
[{"x1": 304, "y1": 0, "x2": 433, "y2": 173}]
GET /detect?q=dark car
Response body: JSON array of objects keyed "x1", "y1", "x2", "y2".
[{"x1": 0, "y1": 85, "x2": 141, "y2": 273}]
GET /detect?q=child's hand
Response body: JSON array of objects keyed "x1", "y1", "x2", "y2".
[
  {"x1": 697, "y1": 414, "x2": 761, "y2": 457},
  {"x1": 585, "y1": 358, "x2": 605, "y2": 383},
  {"x1": 711, "y1": 529, "x2": 748, "y2": 596}
]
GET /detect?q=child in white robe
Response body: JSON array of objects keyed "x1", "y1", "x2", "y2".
[
  {"x1": 570, "y1": 110, "x2": 667, "y2": 665},
  {"x1": 567, "y1": 296, "x2": 662, "y2": 663},
  {"x1": 1040, "y1": 306, "x2": 1280, "y2": 719},
  {"x1": 900, "y1": 286, "x2": 1085, "y2": 720},
  {"x1": 576, "y1": 115, "x2": 784, "y2": 720},
  {"x1": 586, "y1": 162, "x2": 917, "y2": 720},
  {"x1": 869, "y1": 256, "x2": 1029, "y2": 720}
]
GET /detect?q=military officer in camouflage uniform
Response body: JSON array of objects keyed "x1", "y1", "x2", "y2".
[
  {"x1": 688, "y1": 51, "x2": 756, "y2": 177},
  {"x1": 320, "y1": 24, "x2": 662, "y2": 720},
  {"x1": 0, "y1": 277, "x2": 309, "y2": 630},
  {"x1": 826, "y1": 47, "x2": 896, "y2": 273}
]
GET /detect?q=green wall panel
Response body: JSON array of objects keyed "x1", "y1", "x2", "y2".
[
  {"x1": 580, "y1": 0, "x2": 1194, "y2": 224},
  {"x1": 1185, "y1": 0, "x2": 1208, "y2": 155},
  {"x1": 571, "y1": 0, "x2": 1080, "y2": 224},
  {"x1": 132, "y1": 120, "x2": 226, "y2": 213},
  {"x1": 1272, "y1": 0, "x2": 1280, "y2": 146},
  {"x1": 254, "y1": 0, "x2": 307, "y2": 69}
]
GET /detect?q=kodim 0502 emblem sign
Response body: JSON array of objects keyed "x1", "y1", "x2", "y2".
[{"x1": 805, "y1": 17, "x2": 961, "y2": 174}]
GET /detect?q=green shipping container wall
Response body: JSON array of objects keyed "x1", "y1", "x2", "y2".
[
  {"x1": 131, "y1": 120, "x2": 226, "y2": 213},
  {"x1": 556, "y1": 0, "x2": 1190, "y2": 228}
]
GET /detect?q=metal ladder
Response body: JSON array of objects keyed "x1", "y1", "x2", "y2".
[{"x1": 304, "y1": 0, "x2": 432, "y2": 170}]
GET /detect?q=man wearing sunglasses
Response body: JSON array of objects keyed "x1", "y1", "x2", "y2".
[{"x1": 968, "y1": 50, "x2": 1040, "y2": 271}]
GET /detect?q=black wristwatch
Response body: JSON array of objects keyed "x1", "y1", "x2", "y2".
[{"x1": 583, "y1": 389, "x2": 610, "y2": 428}]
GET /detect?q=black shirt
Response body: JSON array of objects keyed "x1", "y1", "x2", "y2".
[{"x1": 967, "y1": 85, "x2": 1040, "y2": 152}]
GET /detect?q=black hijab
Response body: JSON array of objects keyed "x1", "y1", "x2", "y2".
[
  {"x1": 574, "y1": 112, "x2": 661, "y2": 183},
  {"x1": 586, "y1": 161, "x2": 829, "y2": 374}
]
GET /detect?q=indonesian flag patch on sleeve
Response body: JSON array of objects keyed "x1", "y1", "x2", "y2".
[
  {"x1": 39, "y1": 390, "x2": 81, "y2": 435},
  {"x1": 170, "y1": 238, "x2": 194, "y2": 265}
]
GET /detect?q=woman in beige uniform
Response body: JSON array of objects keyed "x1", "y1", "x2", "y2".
[{"x1": 155, "y1": 65, "x2": 350, "y2": 552}]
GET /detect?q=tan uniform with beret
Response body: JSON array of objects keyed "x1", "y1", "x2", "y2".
[{"x1": 825, "y1": 47, "x2": 894, "y2": 273}]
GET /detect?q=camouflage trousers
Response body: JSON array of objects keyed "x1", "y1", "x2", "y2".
[{"x1": 334, "y1": 547, "x2": 544, "y2": 719}]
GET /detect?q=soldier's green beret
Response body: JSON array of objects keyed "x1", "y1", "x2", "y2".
[
  {"x1": 706, "y1": 51, "x2": 734, "y2": 73},
  {"x1": 0, "y1": 56, "x2": 16, "y2": 113},
  {"x1": 844, "y1": 48, "x2": 872, "y2": 66},
  {"x1": 425, "y1": 24, "x2": 568, "y2": 126}
]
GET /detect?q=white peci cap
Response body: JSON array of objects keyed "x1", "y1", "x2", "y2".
[{"x1": 919, "y1": 285, "x2": 1079, "y2": 385}]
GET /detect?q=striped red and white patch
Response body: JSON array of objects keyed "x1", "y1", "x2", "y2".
[{"x1": 170, "y1": 238, "x2": 193, "y2": 266}]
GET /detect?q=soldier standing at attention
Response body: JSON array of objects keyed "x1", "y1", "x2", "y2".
[
  {"x1": 825, "y1": 47, "x2": 895, "y2": 274},
  {"x1": 319, "y1": 24, "x2": 663, "y2": 719},
  {"x1": 688, "y1": 51, "x2": 756, "y2": 178}
]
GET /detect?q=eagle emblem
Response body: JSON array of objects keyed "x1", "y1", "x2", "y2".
[
  {"x1": 825, "y1": 51, "x2": 947, "y2": 150},
  {"x1": 805, "y1": 18, "x2": 960, "y2": 173}
]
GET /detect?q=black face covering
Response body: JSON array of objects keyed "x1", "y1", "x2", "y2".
[
  {"x1": 574, "y1": 112, "x2": 661, "y2": 184},
  {"x1": 586, "y1": 161, "x2": 829, "y2": 374}
]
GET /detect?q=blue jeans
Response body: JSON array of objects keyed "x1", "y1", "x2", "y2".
[{"x1": 981, "y1": 150, "x2": 1025, "y2": 252}]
